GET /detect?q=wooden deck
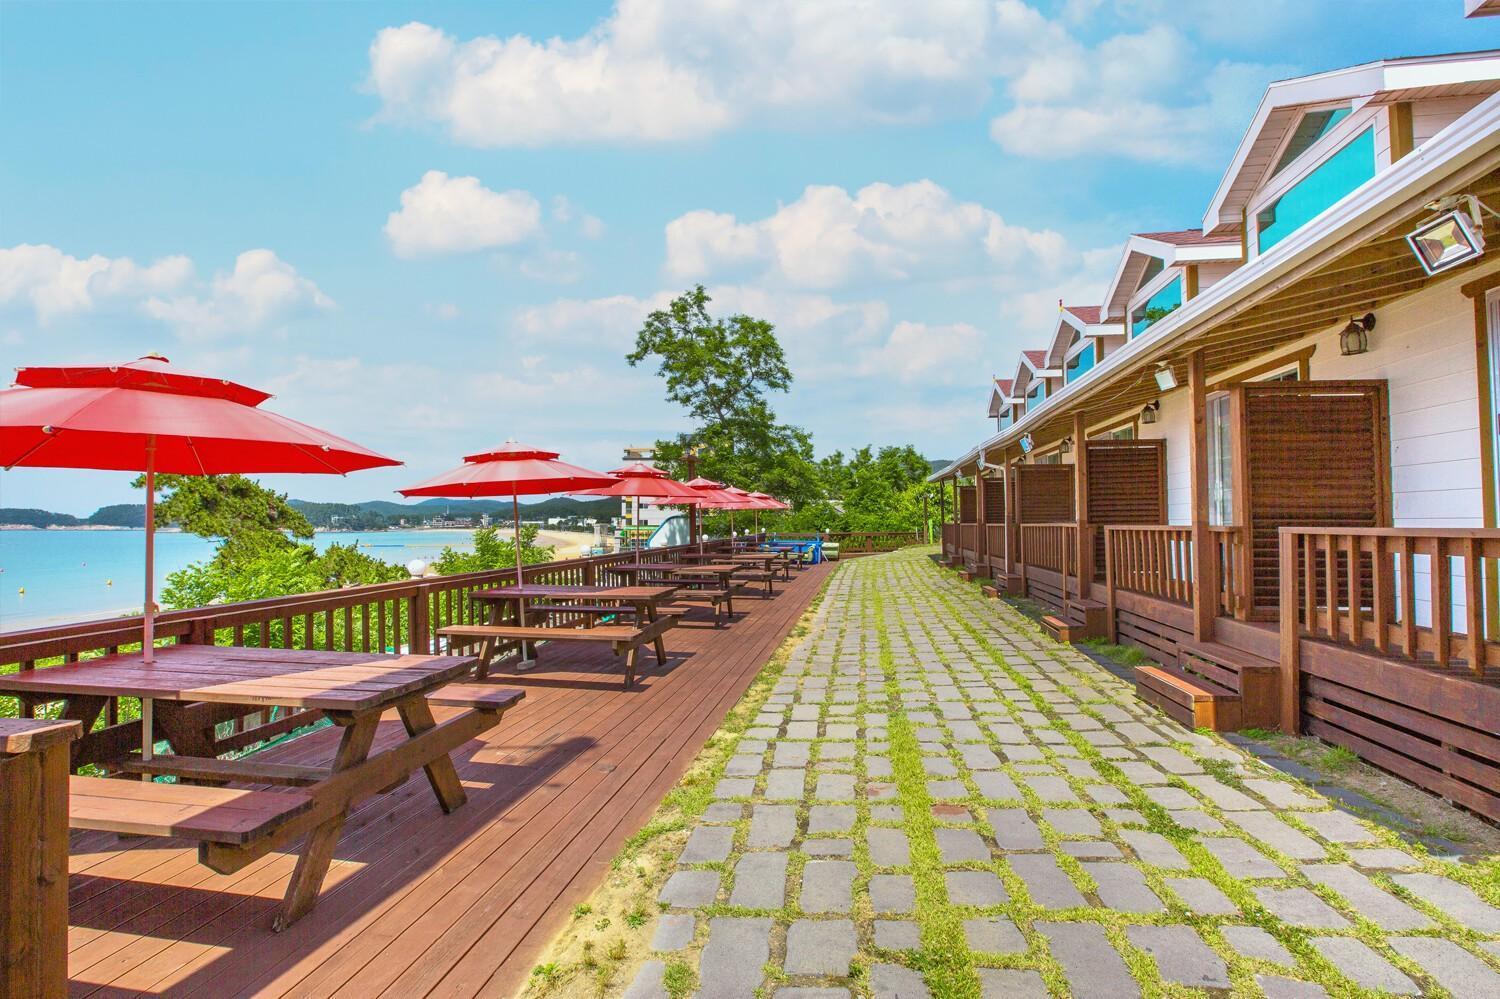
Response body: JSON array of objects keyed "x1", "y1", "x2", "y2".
[{"x1": 62, "y1": 561, "x2": 833, "y2": 997}]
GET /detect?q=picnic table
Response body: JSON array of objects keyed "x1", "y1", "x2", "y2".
[
  {"x1": 456, "y1": 584, "x2": 681, "y2": 685},
  {"x1": 597, "y1": 561, "x2": 681, "y2": 585},
  {"x1": 0, "y1": 644, "x2": 520, "y2": 930}
]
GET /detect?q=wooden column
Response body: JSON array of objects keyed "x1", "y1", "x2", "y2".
[
  {"x1": 977, "y1": 459, "x2": 990, "y2": 571},
  {"x1": 1005, "y1": 452, "x2": 1020, "y2": 577},
  {"x1": 1278, "y1": 530, "x2": 1302, "y2": 733},
  {"x1": 1073, "y1": 412, "x2": 1092, "y2": 600},
  {"x1": 1, "y1": 718, "x2": 81, "y2": 999},
  {"x1": 1188, "y1": 350, "x2": 1217, "y2": 641}
]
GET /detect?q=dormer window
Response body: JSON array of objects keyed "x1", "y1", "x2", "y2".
[
  {"x1": 1130, "y1": 275, "x2": 1183, "y2": 338},
  {"x1": 1271, "y1": 106, "x2": 1351, "y2": 177},
  {"x1": 1025, "y1": 381, "x2": 1046, "y2": 408},
  {"x1": 997, "y1": 411, "x2": 1013, "y2": 431},
  {"x1": 1065, "y1": 342, "x2": 1096, "y2": 383},
  {"x1": 1256, "y1": 127, "x2": 1375, "y2": 252}
]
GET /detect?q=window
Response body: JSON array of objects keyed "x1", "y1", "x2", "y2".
[
  {"x1": 1257, "y1": 127, "x2": 1375, "y2": 252},
  {"x1": 1131, "y1": 276, "x2": 1182, "y2": 338},
  {"x1": 1025, "y1": 381, "x2": 1046, "y2": 408},
  {"x1": 1103, "y1": 424, "x2": 1135, "y2": 441},
  {"x1": 1034, "y1": 451, "x2": 1061, "y2": 465},
  {"x1": 997, "y1": 411, "x2": 1012, "y2": 431},
  {"x1": 1065, "y1": 342, "x2": 1095, "y2": 383},
  {"x1": 1271, "y1": 107, "x2": 1351, "y2": 177},
  {"x1": 1206, "y1": 393, "x2": 1233, "y2": 525}
]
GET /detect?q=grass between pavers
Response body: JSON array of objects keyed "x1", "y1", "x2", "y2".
[
  {"x1": 521, "y1": 570, "x2": 837, "y2": 998},
  {"x1": 922, "y1": 551, "x2": 1500, "y2": 997}
]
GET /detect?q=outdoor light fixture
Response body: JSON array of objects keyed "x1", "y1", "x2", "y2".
[
  {"x1": 1141, "y1": 401, "x2": 1160, "y2": 424},
  {"x1": 1060, "y1": 437, "x2": 1073, "y2": 454},
  {"x1": 1405, "y1": 195, "x2": 1492, "y2": 275},
  {"x1": 1019, "y1": 433, "x2": 1035, "y2": 454},
  {"x1": 1154, "y1": 363, "x2": 1178, "y2": 392},
  {"x1": 1340, "y1": 312, "x2": 1376, "y2": 356}
]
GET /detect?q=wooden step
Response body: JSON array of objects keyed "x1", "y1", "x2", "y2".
[
  {"x1": 1135, "y1": 664, "x2": 1242, "y2": 731},
  {"x1": 1040, "y1": 614, "x2": 1074, "y2": 643},
  {"x1": 1064, "y1": 598, "x2": 1108, "y2": 639},
  {"x1": 981, "y1": 584, "x2": 999, "y2": 600},
  {"x1": 1175, "y1": 638, "x2": 1279, "y2": 730}
]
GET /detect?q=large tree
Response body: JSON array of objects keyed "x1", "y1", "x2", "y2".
[{"x1": 629, "y1": 286, "x2": 821, "y2": 506}]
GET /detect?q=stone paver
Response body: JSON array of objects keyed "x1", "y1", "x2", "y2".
[
  {"x1": 784, "y1": 919, "x2": 856, "y2": 975},
  {"x1": 625, "y1": 551, "x2": 1500, "y2": 999}
]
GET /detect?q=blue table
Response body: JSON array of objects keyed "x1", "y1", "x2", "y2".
[{"x1": 764, "y1": 538, "x2": 823, "y2": 564}]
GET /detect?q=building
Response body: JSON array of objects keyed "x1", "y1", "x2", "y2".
[{"x1": 934, "y1": 47, "x2": 1500, "y2": 821}]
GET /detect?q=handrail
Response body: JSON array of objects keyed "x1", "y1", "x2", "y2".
[
  {"x1": 1104, "y1": 525, "x2": 1194, "y2": 606},
  {"x1": 1020, "y1": 522, "x2": 1076, "y2": 576},
  {"x1": 1208, "y1": 524, "x2": 1251, "y2": 619}
]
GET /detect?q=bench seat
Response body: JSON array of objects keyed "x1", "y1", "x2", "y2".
[
  {"x1": 121, "y1": 756, "x2": 330, "y2": 787},
  {"x1": 439, "y1": 616, "x2": 675, "y2": 687},
  {"x1": 425, "y1": 685, "x2": 526, "y2": 711},
  {"x1": 69, "y1": 775, "x2": 313, "y2": 845}
]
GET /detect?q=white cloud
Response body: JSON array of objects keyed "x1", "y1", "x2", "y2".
[
  {"x1": 856, "y1": 321, "x2": 981, "y2": 383},
  {"x1": 0, "y1": 243, "x2": 330, "y2": 339},
  {"x1": 0, "y1": 244, "x2": 193, "y2": 323},
  {"x1": 987, "y1": 4, "x2": 1281, "y2": 165},
  {"x1": 551, "y1": 196, "x2": 606, "y2": 239},
  {"x1": 426, "y1": 302, "x2": 461, "y2": 320},
  {"x1": 385, "y1": 170, "x2": 542, "y2": 257},
  {"x1": 143, "y1": 250, "x2": 334, "y2": 339},
  {"x1": 666, "y1": 180, "x2": 1071, "y2": 290},
  {"x1": 517, "y1": 248, "x2": 585, "y2": 284},
  {"x1": 366, "y1": 1, "x2": 999, "y2": 147}
]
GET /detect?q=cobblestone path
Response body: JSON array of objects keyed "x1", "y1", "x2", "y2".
[{"x1": 623, "y1": 548, "x2": 1500, "y2": 998}]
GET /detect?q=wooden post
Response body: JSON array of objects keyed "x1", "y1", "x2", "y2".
[
  {"x1": 1073, "y1": 412, "x2": 1092, "y2": 600},
  {"x1": 1, "y1": 718, "x2": 81, "y2": 999},
  {"x1": 1005, "y1": 453, "x2": 1020, "y2": 578},
  {"x1": 1188, "y1": 350, "x2": 1217, "y2": 641},
  {"x1": 977, "y1": 462, "x2": 990, "y2": 569},
  {"x1": 1104, "y1": 528, "x2": 1118, "y2": 643},
  {"x1": 1278, "y1": 530, "x2": 1301, "y2": 733}
]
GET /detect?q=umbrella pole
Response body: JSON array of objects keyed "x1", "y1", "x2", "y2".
[
  {"x1": 142, "y1": 435, "x2": 156, "y2": 775},
  {"x1": 513, "y1": 493, "x2": 530, "y2": 667}
]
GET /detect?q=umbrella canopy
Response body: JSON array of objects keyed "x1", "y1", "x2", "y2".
[
  {"x1": 398, "y1": 442, "x2": 617, "y2": 588},
  {"x1": 2, "y1": 355, "x2": 396, "y2": 474},
  {"x1": 574, "y1": 462, "x2": 705, "y2": 503},
  {"x1": 0, "y1": 354, "x2": 399, "y2": 677},
  {"x1": 748, "y1": 491, "x2": 787, "y2": 510}
]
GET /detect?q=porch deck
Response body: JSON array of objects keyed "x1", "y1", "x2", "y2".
[{"x1": 61, "y1": 561, "x2": 833, "y2": 997}]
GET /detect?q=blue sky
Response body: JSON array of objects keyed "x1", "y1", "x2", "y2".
[{"x1": 2, "y1": 0, "x2": 1492, "y2": 514}]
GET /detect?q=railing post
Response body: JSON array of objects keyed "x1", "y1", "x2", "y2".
[
  {"x1": 1, "y1": 718, "x2": 81, "y2": 999},
  {"x1": 409, "y1": 585, "x2": 430, "y2": 655},
  {"x1": 1104, "y1": 528, "x2": 1117, "y2": 643},
  {"x1": 1278, "y1": 529, "x2": 1301, "y2": 734},
  {"x1": 1188, "y1": 350, "x2": 1216, "y2": 642}
]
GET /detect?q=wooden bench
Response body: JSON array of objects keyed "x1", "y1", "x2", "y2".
[
  {"x1": 69, "y1": 775, "x2": 314, "y2": 845},
  {"x1": 438, "y1": 616, "x2": 676, "y2": 687},
  {"x1": 1135, "y1": 663, "x2": 1242, "y2": 731},
  {"x1": 734, "y1": 569, "x2": 775, "y2": 597},
  {"x1": 672, "y1": 586, "x2": 735, "y2": 621}
]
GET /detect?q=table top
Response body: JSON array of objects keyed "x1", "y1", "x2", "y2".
[
  {"x1": 470, "y1": 584, "x2": 678, "y2": 602},
  {"x1": 598, "y1": 562, "x2": 677, "y2": 573},
  {"x1": 670, "y1": 563, "x2": 742, "y2": 575},
  {"x1": 0, "y1": 644, "x2": 477, "y2": 713}
]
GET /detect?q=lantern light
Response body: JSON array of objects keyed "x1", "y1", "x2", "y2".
[{"x1": 1340, "y1": 312, "x2": 1375, "y2": 356}]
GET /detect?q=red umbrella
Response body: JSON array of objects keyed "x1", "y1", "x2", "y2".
[
  {"x1": 397, "y1": 441, "x2": 617, "y2": 587},
  {"x1": 1, "y1": 355, "x2": 399, "y2": 662},
  {"x1": 575, "y1": 462, "x2": 704, "y2": 552},
  {"x1": 746, "y1": 491, "x2": 785, "y2": 534}
]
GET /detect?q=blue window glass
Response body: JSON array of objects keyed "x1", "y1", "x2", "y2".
[
  {"x1": 1257, "y1": 127, "x2": 1375, "y2": 252},
  {"x1": 1025, "y1": 381, "x2": 1046, "y2": 409},
  {"x1": 997, "y1": 411, "x2": 1012, "y2": 430},
  {"x1": 1131, "y1": 276, "x2": 1182, "y2": 338},
  {"x1": 1065, "y1": 342, "x2": 1095, "y2": 383},
  {"x1": 1272, "y1": 107, "x2": 1351, "y2": 176}
]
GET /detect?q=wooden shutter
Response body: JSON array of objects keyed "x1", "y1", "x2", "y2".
[
  {"x1": 1085, "y1": 439, "x2": 1166, "y2": 579},
  {"x1": 1017, "y1": 465, "x2": 1075, "y2": 524},
  {"x1": 982, "y1": 476, "x2": 1005, "y2": 524},
  {"x1": 958, "y1": 485, "x2": 977, "y2": 523},
  {"x1": 1241, "y1": 381, "x2": 1390, "y2": 615}
]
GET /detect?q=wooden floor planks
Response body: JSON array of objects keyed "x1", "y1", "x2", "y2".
[{"x1": 61, "y1": 563, "x2": 831, "y2": 998}]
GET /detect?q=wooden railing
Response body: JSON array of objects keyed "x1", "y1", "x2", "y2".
[
  {"x1": 984, "y1": 526, "x2": 1004, "y2": 566},
  {"x1": 1104, "y1": 525, "x2": 1193, "y2": 605},
  {"x1": 940, "y1": 523, "x2": 957, "y2": 555},
  {"x1": 959, "y1": 523, "x2": 980, "y2": 555},
  {"x1": 0, "y1": 538, "x2": 738, "y2": 770},
  {"x1": 1279, "y1": 528, "x2": 1500, "y2": 684},
  {"x1": 1021, "y1": 523, "x2": 1076, "y2": 577},
  {"x1": 1211, "y1": 525, "x2": 1251, "y2": 619}
]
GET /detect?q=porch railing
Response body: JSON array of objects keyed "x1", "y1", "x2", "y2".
[
  {"x1": 940, "y1": 523, "x2": 957, "y2": 554},
  {"x1": 1279, "y1": 528, "x2": 1500, "y2": 683},
  {"x1": 984, "y1": 526, "x2": 1005, "y2": 566},
  {"x1": 1021, "y1": 523, "x2": 1076, "y2": 577},
  {"x1": 959, "y1": 523, "x2": 980, "y2": 555},
  {"x1": 1104, "y1": 525, "x2": 1193, "y2": 606},
  {"x1": 0, "y1": 538, "x2": 740, "y2": 770},
  {"x1": 1210, "y1": 525, "x2": 1251, "y2": 618}
]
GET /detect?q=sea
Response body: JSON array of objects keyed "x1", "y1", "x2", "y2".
[{"x1": 0, "y1": 528, "x2": 480, "y2": 632}]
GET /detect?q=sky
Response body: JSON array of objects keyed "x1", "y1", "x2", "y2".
[{"x1": 1, "y1": 0, "x2": 1494, "y2": 515}]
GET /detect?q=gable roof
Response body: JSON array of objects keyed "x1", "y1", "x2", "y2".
[
  {"x1": 1203, "y1": 50, "x2": 1500, "y2": 234},
  {"x1": 1102, "y1": 231, "x2": 1242, "y2": 320},
  {"x1": 1047, "y1": 305, "x2": 1123, "y2": 367},
  {"x1": 987, "y1": 377, "x2": 1015, "y2": 418}
]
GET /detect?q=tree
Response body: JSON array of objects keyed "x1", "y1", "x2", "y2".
[
  {"x1": 630, "y1": 286, "x2": 822, "y2": 507},
  {"x1": 138, "y1": 473, "x2": 312, "y2": 561}
]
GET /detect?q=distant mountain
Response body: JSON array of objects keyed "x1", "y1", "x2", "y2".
[
  {"x1": 927, "y1": 459, "x2": 951, "y2": 473},
  {"x1": 3, "y1": 495, "x2": 621, "y2": 530}
]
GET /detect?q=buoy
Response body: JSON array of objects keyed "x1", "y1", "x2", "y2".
[
  {"x1": 17, "y1": 587, "x2": 24, "y2": 596},
  {"x1": 106, "y1": 579, "x2": 113, "y2": 586}
]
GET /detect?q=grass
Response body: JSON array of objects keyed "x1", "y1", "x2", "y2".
[{"x1": 1077, "y1": 637, "x2": 1155, "y2": 669}]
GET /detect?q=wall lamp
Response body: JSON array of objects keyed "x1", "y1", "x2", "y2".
[
  {"x1": 1340, "y1": 312, "x2": 1375, "y2": 356},
  {"x1": 1140, "y1": 401, "x2": 1160, "y2": 424},
  {"x1": 1406, "y1": 194, "x2": 1492, "y2": 276}
]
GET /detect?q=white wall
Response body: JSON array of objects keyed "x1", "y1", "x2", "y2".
[{"x1": 1134, "y1": 384, "x2": 1193, "y2": 525}]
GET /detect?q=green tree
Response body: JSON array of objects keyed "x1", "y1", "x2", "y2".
[{"x1": 630, "y1": 286, "x2": 822, "y2": 507}]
